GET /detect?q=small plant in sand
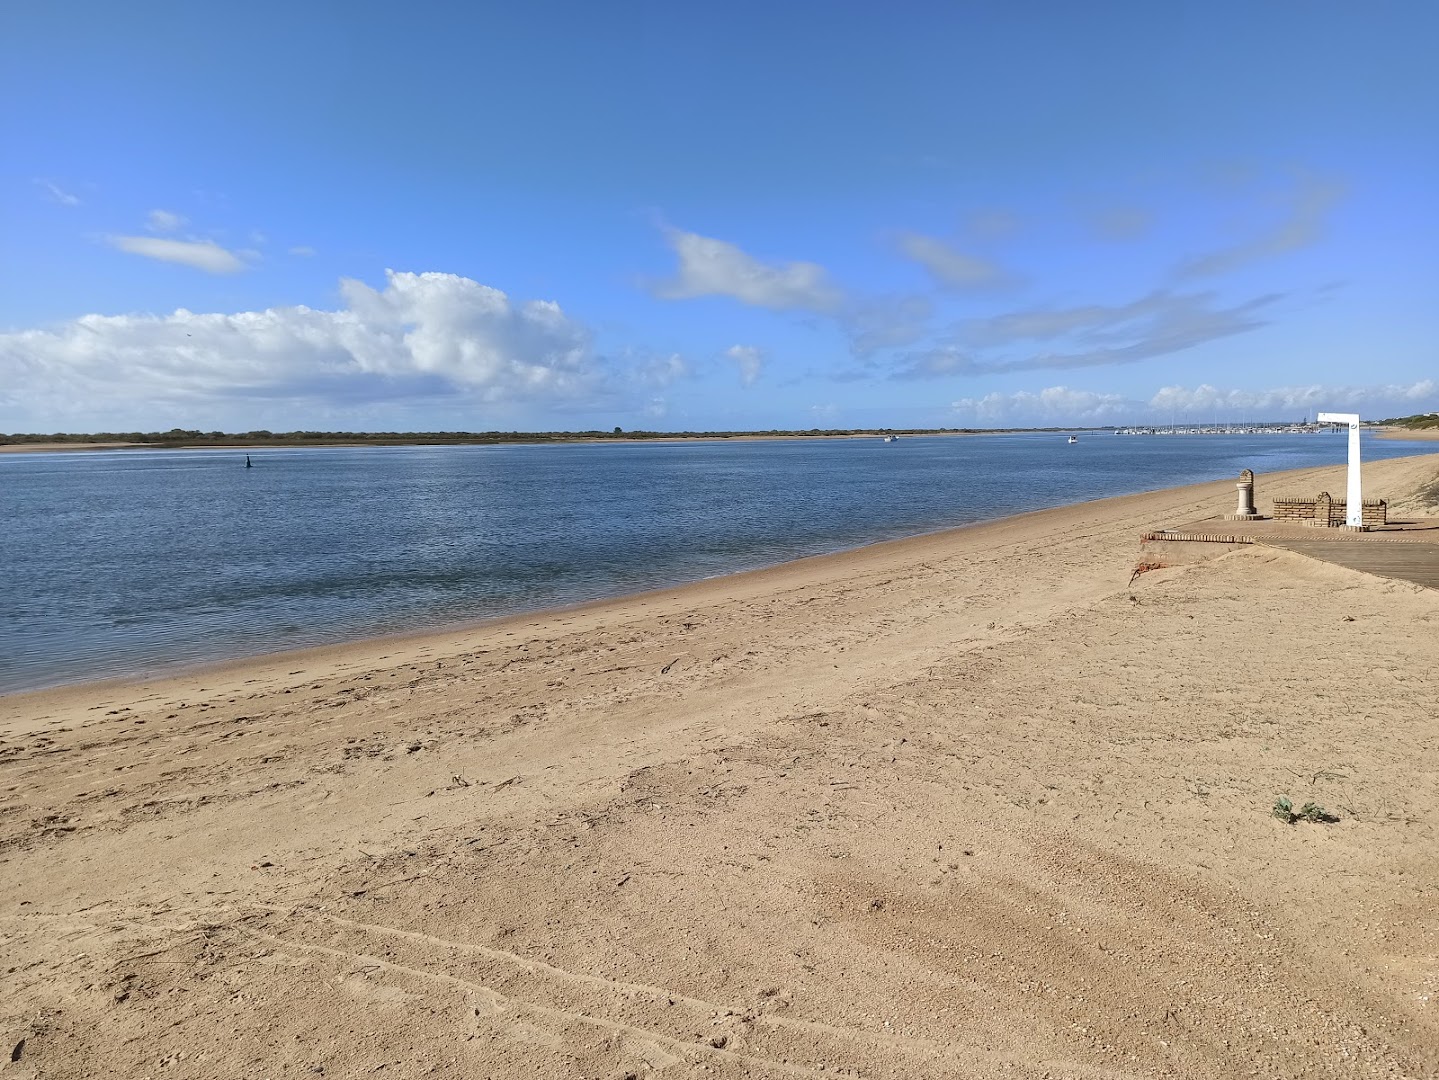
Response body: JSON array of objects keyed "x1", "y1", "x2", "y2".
[{"x1": 1272, "y1": 796, "x2": 1338, "y2": 825}]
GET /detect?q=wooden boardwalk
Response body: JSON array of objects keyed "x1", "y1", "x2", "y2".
[
  {"x1": 1260, "y1": 538, "x2": 1439, "y2": 590},
  {"x1": 1144, "y1": 515, "x2": 1439, "y2": 591}
]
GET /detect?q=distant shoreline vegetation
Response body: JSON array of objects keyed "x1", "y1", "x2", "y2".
[
  {"x1": 1, "y1": 426, "x2": 1064, "y2": 448},
  {"x1": 1382, "y1": 412, "x2": 1439, "y2": 430},
  {"x1": 3, "y1": 416, "x2": 1430, "y2": 448}
]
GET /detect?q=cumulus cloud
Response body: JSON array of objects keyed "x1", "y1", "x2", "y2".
[
  {"x1": 106, "y1": 235, "x2": 248, "y2": 274},
  {"x1": 146, "y1": 209, "x2": 188, "y2": 233},
  {"x1": 1149, "y1": 380, "x2": 1436, "y2": 416},
  {"x1": 649, "y1": 227, "x2": 952, "y2": 356},
  {"x1": 725, "y1": 344, "x2": 763, "y2": 386},
  {"x1": 896, "y1": 290, "x2": 1278, "y2": 379},
  {"x1": 0, "y1": 270, "x2": 603, "y2": 422},
  {"x1": 952, "y1": 386, "x2": 1137, "y2": 424},
  {"x1": 1176, "y1": 175, "x2": 1346, "y2": 279},
  {"x1": 38, "y1": 180, "x2": 81, "y2": 206},
  {"x1": 896, "y1": 232, "x2": 1010, "y2": 289},
  {"x1": 652, "y1": 227, "x2": 844, "y2": 312}
]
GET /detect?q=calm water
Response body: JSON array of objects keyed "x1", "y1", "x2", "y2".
[{"x1": 3, "y1": 433, "x2": 1435, "y2": 695}]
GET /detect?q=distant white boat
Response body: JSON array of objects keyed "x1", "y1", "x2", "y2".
[
  {"x1": 1067, "y1": 435, "x2": 1078, "y2": 444},
  {"x1": 883, "y1": 434, "x2": 898, "y2": 443}
]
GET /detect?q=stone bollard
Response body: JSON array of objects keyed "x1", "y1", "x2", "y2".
[{"x1": 1225, "y1": 468, "x2": 1260, "y2": 521}]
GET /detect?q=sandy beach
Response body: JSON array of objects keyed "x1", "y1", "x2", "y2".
[
  {"x1": 1377, "y1": 426, "x2": 1439, "y2": 442},
  {"x1": 0, "y1": 442, "x2": 145, "y2": 454},
  {"x1": 2, "y1": 454, "x2": 1437, "y2": 1078}
]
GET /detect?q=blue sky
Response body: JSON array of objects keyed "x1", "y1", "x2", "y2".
[{"x1": 3, "y1": 2, "x2": 1435, "y2": 431}]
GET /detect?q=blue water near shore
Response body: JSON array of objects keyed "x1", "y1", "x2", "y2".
[{"x1": 3, "y1": 432, "x2": 1436, "y2": 695}]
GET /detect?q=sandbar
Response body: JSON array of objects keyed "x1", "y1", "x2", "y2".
[
  {"x1": 1377, "y1": 425, "x2": 1439, "y2": 442},
  {"x1": 0, "y1": 441, "x2": 144, "y2": 453}
]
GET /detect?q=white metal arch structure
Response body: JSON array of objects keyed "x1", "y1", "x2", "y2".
[{"x1": 1317, "y1": 411, "x2": 1362, "y2": 528}]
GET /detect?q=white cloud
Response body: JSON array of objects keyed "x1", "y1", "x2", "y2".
[
  {"x1": 725, "y1": 344, "x2": 764, "y2": 387},
  {"x1": 952, "y1": 386, "x2": 1135, "y2": 424},
  {"x1": 289, "y1": 245, "x2": 318, "y2": 257},
  {"x1": 948, "y1": 380, "x2": 1437, "y2": 427},
  {"x1": 653, "y1": 227, "x2": 844, "y2": 312},
  {"x1": 38, "y1": 180, "x2": 81, "y2": 206},
  {"x1": 956, "y1": 290, "x2": 1273, "y2": 349},
  {"x1": 896, "y1": 232, "x2": 1009, "y2": 289},
  {"x1": 146, "y1": 209, "x2": 188, "y2": 233},
  {"x1": 1149, "y1": 380, "x2": 1436, "y2": 416},
  {"x1": 636, "y1": 352, "x2": 689, "y2": 387},
  {"x1": 898, "y1": 290, "x2": 1279, "y2": 379},
  {"x1": 842, "y1": 293, "x2": 933, "y2": 356},
  {"x1": 1176, "y1": 175, "x2": 1346, "y2": 279},
  {"x1": 106, "y1": 235, "x2": 248, "y2": 274},
  {"x1": 0, "y1": 270, "x2": 602, "y2": 424}
]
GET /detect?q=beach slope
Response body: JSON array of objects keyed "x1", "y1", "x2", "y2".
[{"x1": 2, "y1": 455, "x2": 1437, "y2": 1078}]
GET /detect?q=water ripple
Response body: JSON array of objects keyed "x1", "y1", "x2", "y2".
[{"x1": 2, "y1": 434, "x2": 1433, "y2": 693}]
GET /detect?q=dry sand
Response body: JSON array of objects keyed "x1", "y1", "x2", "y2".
[
  {"x1": 2, "y1": 455, "x2": 1438, "y2": 1079},
  {"x1": 0, "y1": 443, "x2": 143, "y2": 454}
]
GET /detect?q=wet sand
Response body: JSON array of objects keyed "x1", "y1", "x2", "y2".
[{"x1": 2, "y1": 454, "x2": 1437, "y2": 1078}]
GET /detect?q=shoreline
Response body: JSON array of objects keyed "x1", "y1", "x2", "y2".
[
  {"x1": 1, "y1": 433, "x2": 977, "y2": 455},
  {"x1": 0, "y1": 429, "x2": 1120, "y2": 455},
  {"x1": 0, "y1": 460, "x2": 1344, "y2": 706},
  {"x1": 0, "y1": 440, "x2": 147, "y2": 453},
  {"x1": 8, "y1": 451, "x2": 1437, "y2": 714},
  {"x1": 1376, "y1": 424, "x2": 1439, "y2": 441},
  {"x1": 7, "y1": 426, "x2": 1439, "y2": 456},
  {"x1": 3, "y1": 452, "x2": 1437, "y2": 1076},
  {"x1": 9, "y1": 451, "x2": 1439, "y2": 707},
  {"x1": 0, "y1": 470, "x2": 1236, "y2": 711}
]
